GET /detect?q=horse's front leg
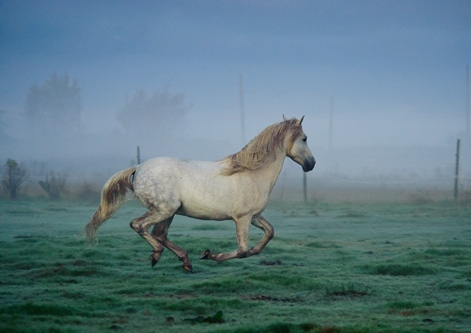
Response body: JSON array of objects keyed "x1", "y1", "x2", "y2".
[
  {"x1": 246, "y1": 215, "x2": 274, "y2": 257},
  {"x1": 200, "y1": 215, "x2": 251, "y2": 262}
]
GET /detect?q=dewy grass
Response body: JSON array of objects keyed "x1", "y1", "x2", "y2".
[
  {"x1": 0, "y1": 198, "x2": 470, "y2": 332},
  {"x1": 364, "y1": 263, "x2": 436, "y2": 276},
  {"x1": 385, "y1": 300, "x2": 434, "y2": 310},
  {"x1": 324, "y1": 282, "x2": 370, "y2": 297},
  {"x1": 0, "y1": 302, "x2": 76, "y2": 317}
]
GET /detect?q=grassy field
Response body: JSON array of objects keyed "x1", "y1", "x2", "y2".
[{"x1": 0, "y1": 196, "x2": 470, "y2": 332}]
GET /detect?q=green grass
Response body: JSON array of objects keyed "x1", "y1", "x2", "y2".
[
  {"x1": 0, "y1": 198, "x2": 470, "y2": 332},
  {"x1": 363, "y1": 263, "x2": 436, "y2": 276}
]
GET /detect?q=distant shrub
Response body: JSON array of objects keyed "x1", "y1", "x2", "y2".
[
  {"x1": 408, "y1": 190, "x2": 433, "y2": 205},
  {"x1": 1, "y1": 159, "x2": 28, "y2": 199},
  {"x1": 39, "y1": 171, "x2": 67, "y2": 200},
  {"x1": 74, "y1": 181, "x2": 100, "y2": 202}
]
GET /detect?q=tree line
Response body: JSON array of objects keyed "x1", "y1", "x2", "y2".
[{"x1": 1, "y1": 73, "x2": 187, "y2": 142}]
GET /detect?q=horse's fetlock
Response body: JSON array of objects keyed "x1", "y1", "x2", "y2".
[{"x1": 178, "y1": 255, "x2": 188, "y2": 262}]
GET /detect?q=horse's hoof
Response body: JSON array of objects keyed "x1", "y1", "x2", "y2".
[
  {"x1": 200, "y1": 249, "x2": 211, "y2": 260},
  {"x1": 150, "y1": 251, "x2": 163, "y2": 267},
  {"x1": 183, "y1": 264, "x2": 193, "y2": 273},
  {"x1": 151, "y1": 256, "x2": 158, "y2": 267}
]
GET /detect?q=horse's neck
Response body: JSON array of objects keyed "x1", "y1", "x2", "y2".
[{"x1": 254, "y1": 148, "x2": 286, "y2": 194}]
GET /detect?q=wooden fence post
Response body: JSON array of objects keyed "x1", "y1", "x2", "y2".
[
  {"x1": 303, "y1": 172, "x2": 307, "y2": 204},
  {"x1": 454, "y1": 139, "x2": 460, "y2": 200}
]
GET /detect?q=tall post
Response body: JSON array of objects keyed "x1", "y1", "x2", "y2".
[
  {"x1": 303, "y1": 172, "x2": 307, "y2": 204},
  {"x1": 239, "y1": 75, "x2": 246, "y2": 146},
  {"x1": 329, "y1": 96, "x2": 334, "y2": 150},
  {"x1": 137, "y1": 145, "x2": 141, "y2": 165},
  {"x1": 466, "y1": 66, "x2": 470, "y2": 139},
  {"x1": 454, "y1": 139, "x2": 460, "y2": 200}
]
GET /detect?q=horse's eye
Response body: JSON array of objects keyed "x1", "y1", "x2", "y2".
[{"x1": 302, "y1": 137, "x2": 307, "y2": 142}]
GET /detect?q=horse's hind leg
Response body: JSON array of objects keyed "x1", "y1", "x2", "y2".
[
  {"x1": 130, "y1": 211, "x2": 181, "y2": 268},
  {"x1": 130, "y1": 212, "x2": 164, "y2": 265},
  {"x1": 148, "y1": 217, "x2": 171, "y2": 267},
  {"x1": 151, "y1": 218, "x2": 193, "y2": 272},
  {"x1": 247, "y1": 215, "x2": 274, "y2": 257}
]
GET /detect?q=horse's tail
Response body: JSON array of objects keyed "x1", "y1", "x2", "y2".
[{"x1": 84, "y1": 166, "x2": 137, "y2": 244}]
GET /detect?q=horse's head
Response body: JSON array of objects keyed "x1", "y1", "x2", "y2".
[{"x1": 285, "y1": 116, "x2": 316, "y2": 172}]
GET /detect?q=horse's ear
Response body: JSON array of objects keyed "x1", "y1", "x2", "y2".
[
  {"x1": 298, "y1": 116, "x2": 305, "y2": 125},
  {"x1": 283, "y1": 114, "x2": 287, "y2": 121}
]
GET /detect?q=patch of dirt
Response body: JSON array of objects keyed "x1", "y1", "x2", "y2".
[
  {"x1": 329, "y1": 290, "x2": 368, "y2": 298},
  {"x1": 244, "y1": 295, "x2": 302, "y2": 303},
  {"x1": 259, "y1": 260, "x2": 282, "y2": 266}
]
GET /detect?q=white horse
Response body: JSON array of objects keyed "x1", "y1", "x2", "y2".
[{"x1": 85, "y1": 116, "x2": 315, "y2": 272}]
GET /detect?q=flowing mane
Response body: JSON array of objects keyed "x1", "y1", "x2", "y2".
[{"x1": 220, "y1": 118, "x2": 302, "y2": 176}]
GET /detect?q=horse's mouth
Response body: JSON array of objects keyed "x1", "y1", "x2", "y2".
[{"x1": 302, "y1": 157, "x2": 316, "y2": 172}]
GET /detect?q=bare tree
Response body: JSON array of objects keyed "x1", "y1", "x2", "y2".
[
  {"x1": 24, "y1": 73, "x2": 82, "y2": 140},
  {"x1": 39, "y1": 171, "x2": 68, "y2": 200},
  {"x1": 2, "y1": 159, "x2": 28, "y2": 199}
]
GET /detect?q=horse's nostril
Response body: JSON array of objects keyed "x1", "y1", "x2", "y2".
[{"x1": 304, "y1": 157, "x2": 315, "y2": 172}]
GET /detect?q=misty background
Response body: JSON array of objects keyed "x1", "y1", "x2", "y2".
[{"x1": 1, "y1": 0, "x2": 470, "y2": 197}]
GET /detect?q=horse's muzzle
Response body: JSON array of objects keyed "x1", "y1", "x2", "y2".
[{"x1": 302, "y1": 157, "x2": 316, "y2": 172}]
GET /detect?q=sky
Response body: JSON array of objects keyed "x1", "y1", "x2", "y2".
[{"x1": 0, "y1": 0, "x2": 470, "y2": 178}]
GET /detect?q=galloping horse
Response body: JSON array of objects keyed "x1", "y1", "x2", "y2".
[{"x1": 85, "y1": 116, "x2": 315, "y2": 272}]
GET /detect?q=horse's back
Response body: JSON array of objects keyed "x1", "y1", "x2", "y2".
[{"x1": 134, "y1": 157, "x2": 219, "y2": 189}]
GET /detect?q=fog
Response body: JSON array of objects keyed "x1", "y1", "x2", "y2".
[{"x1": 1, "y1": 1, "x2": 470, "y2": 193}]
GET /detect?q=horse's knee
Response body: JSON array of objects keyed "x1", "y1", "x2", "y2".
[
  {"x1": 130, "y1": 220, "x2": 143, "y2": 233},
  {"x1": 237, "y1": 249, "x2": 248, "y2": 258}
]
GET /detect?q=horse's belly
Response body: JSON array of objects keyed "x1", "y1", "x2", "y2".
[
  {"x1": 177, "y1": 170, "x2": 235, "y2": 220},
  {"x1": 175, "y1": 203, "x2": 232, "y2": 221}
]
